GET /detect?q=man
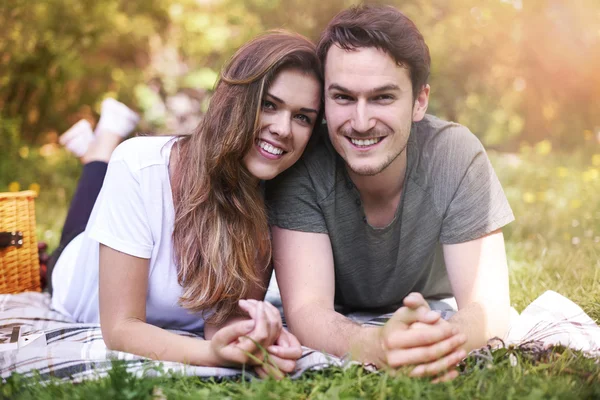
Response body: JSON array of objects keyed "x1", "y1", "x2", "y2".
[{"x1": 266, "y1": 5, "x2": 514, "y2": 381}]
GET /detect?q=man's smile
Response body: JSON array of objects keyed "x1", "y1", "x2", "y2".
[{"x1": 345, "y1": 136, "x2": 386, "y2": 149}]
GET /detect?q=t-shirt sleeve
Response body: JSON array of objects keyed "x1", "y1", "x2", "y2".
[
  {"x1": 265, "y1": 160, "x2": 328, "y2": 234},
  {"x1": 88, "y1": 156, "x2": 154, "y2": 258},
  {"x1": 439, "y1": 132, "x2": 514, "y2": 244}
]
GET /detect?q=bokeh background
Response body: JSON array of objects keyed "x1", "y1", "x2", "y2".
[{"x1": 1, "y1": 0, "x2": 599, "y2": 305}]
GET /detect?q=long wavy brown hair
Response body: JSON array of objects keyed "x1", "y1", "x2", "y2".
[{"x1": 171, "y1": 31, "x2": 323, "y2": 325}]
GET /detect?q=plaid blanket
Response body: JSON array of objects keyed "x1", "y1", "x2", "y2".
[
  {"x1": 1, "y1": 291, "x2": 598, "y2": 383},
  {"x1": 0, "y1": 292, "x2": 384, "y2": 382}
]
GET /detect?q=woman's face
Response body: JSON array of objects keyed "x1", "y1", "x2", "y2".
[{"x1": 243, "y1": 68, "x2": 321, "y2": 181}]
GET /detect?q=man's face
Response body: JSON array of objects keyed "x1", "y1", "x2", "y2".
[{"x1": 324, "y1": 45, "x2": 428, "y2": 176}]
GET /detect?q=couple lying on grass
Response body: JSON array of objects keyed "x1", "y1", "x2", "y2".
[{"x1": 48, "y1": 5, "x2": 514, "y2": 382}]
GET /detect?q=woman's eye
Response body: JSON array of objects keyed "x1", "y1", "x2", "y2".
[
  {"x1": 295, "y1": 114, "x2": 312, "y2": 124},
  {"x1": 262, "y1": 100, "x2": 276, "y2": 110}
]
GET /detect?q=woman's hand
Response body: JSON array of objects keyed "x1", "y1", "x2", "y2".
[
  {"x1": 254, "y1": 328, "x2": 303, "y2": 379},
  {"x1": 238, "y1": 299, "x2": 282, "y2": 350},
  {"x1": 209, "y1": 319, "x2": 262, "y2": 366},
  {"x1": 238, "y1": 299, "x2": 302, "y2": 379}
]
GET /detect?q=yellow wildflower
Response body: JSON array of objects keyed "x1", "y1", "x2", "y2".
[
  {"x1": 536, "y1": 191, "x2": 547, "y2": 202},
  {"x1": 592, "y1": 154, "x2": 600, "y2": 167},
  {"x1": 8, "y1": 181, "x2": 20, "y2": 192},
  {"x1": 535, "y1": 140, "x2": 552, "y2": 156},
  {"x1": 556, "y1": 167, "x2": 569, "y2": 178},
  {"x1": 29, "y1": 183, "x2": 41, "y2": 195},
  {"x1": 570, "y1": 199, "x2": 582, "y2": 209},
  {"x1": 19, "y1": 146, "x2": 30, "y2": 159},
  {"x1": 583, "y1": 168, "x2": 599, "y2": 182},
  {"x1": 523, "y1": 192, "x2": 536, "y2": 204}
]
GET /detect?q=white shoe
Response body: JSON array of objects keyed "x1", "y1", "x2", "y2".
[
  {"x1": 59, "y1": 119, "x2": 94, "y2": 157},
  {"x1": 95, "y1": 98, "x2": 140, "y2": 138}
]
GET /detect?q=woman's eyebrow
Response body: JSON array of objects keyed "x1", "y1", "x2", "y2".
[{"x1": 266, "y1": 92, "x2": 319, "y2": 114}]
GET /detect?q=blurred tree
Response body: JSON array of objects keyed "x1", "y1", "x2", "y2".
[
  {"x1": 1, "y1": 0, "x2": 598, "y2": 149},
  {"x1": 0, "y1": 0, "x2": 170, "y2": 143}
]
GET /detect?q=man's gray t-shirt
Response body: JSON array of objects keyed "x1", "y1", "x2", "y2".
[{"x1": 266, "y1": 115, "x2": 514, "y2": 312}]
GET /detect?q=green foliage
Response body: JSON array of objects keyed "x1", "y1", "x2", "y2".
[
  {"x1": 1, "y1": 145, "x2": 599, "y2": 398},
  {"x1": 2, "y1": 352, "x2": 600, "y2": 399},
  {"x1": 1, "y1": 113, "x2": 81, "y2": 250},
  {"x1": 2, "y1": 0, "x2": 599, "y2": 148}
]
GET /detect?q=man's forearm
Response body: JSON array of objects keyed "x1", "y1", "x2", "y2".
[
  {"x1": 287, "y1": 303, "x2": 381, "y2": 363},
  {"x1": 449, "y1": 301, "x2": 510, "y2": 351}
]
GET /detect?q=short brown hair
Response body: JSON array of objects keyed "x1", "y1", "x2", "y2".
[{"x1": 317, "y1": 4, "x2": 430, "y2": 100}]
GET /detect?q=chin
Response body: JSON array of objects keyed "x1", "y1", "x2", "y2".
[
  {"x1": 248, "y1": 167, "x2": 280, "y2": 181},
  {"x1": 347, "y1": 161, "x2": 386, "y2": 176}
]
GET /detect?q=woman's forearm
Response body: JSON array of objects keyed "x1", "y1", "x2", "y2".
[{"x1": 103, "y1": 319, "x2": 220, "y2": 366}]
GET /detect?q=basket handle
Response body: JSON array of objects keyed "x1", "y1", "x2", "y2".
[{"x1": 0, "y1": 232, "x2": 23, "y2": 249}]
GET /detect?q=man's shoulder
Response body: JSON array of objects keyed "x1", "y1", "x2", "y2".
[
  {"x1": 413, "y1": 115, "x2": 485, "y2": 176},
  {"x1": 415, "y1": 114, "x2": 483, "y2": 154}
]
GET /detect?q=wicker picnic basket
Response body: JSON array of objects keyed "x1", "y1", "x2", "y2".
[{"x1": 0, "y1": 190, "x2": 41, "y2": 293}]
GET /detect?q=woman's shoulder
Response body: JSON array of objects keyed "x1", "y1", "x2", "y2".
[{"x1": 109, "y1": 135, "x2": 176, "y2": 171}]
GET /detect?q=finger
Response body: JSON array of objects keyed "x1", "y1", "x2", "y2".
[
  {"x1": 260, "y1": 362, "x2": 285, "y2": 380},
  {"x1": 264, "y1": 353, "x2": 296, "y2": 373},
  {"x1": 409, "y1": 321, "x2": 440, "y2": 330},
  {"x1": 431, "y1": 369, "x2": 460, "y2": 384},
  {"x1": 212, "y1": 320, "x2": 255, "y2": 346},
  {"x1": 239, "y1": 299, "x2": 259, "y2": 318},
  {"x1": 384, "y1": 322, "x2": 456, "y2": 350},
  {"x1": 267, "y1": 344, "x2": 302, "y2": 360},
  {"x1": 388, "y1": 305, "x2": 440, "y2": 329},
  {"x1": 255, "y1": 366, "x2": 269, "y2": 379},
  {"x1": 387, "y1": 333, "x2": 467, "y2": 367},
  {"x1": 410, "y1": 316, "x2": 447, "y2": 329},
  {"x1": 248, "y1": 302, "x2": 269, "y2": 343},
  {"x1": 402, "y1": 292, "x2": 428, "y2": 309},
  {"x1": 277, "y1": 329, "x2": 301, "y2": 349},
  {"x1": 262, "y1": 302, "x2": 282, "y2": 345},
  {"x1": 409, "y1": 348, "x2": 467, "y2": 378}
]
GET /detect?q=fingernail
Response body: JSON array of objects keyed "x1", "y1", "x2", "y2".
[
  {"x1": 410, "y1": 366, "x2": 424, "y2": 376},
  {"x1": 426, "y1": 310, "x2": 438, "y2": 319}
]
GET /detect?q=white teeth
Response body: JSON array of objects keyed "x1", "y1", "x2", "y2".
[
  {"x1": 258, "y1": 140, "x2": 284, "y2": 155},
  {"x1": 350, "y1": 137, "x2": 382, "y2": 147}
]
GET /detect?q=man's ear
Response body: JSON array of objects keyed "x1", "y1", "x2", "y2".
[{"x1": 412, "y1": 84, "x2": 430, "y2": 122}]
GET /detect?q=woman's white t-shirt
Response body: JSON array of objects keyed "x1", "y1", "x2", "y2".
[{"x1": 51, "y1": 136, "x2": 206, "y2": 332}]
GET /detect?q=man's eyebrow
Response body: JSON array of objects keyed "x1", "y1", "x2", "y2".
[
  {"x1": 266, "y1": 92, "x2": 318, "y2": 114},
  {"x1": 327, "y1": 83, "x2": 401, "y2": 96}
]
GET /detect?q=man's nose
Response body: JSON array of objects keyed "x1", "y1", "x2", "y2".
[{"x1": 350, "y1": 100, "x2": 376, "y2": 133}]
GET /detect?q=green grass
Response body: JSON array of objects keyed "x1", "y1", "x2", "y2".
[{"x1": 2, "y1": 146, "x2": 600, "y2": 399}]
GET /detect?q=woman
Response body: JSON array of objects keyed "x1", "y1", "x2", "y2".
[{"x1": 49, "y1": 31, "x2": 323, "y2": 377}]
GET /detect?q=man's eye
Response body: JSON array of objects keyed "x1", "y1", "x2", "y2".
[
  {"x1": 374, "y1": 95, "x2": 394, "y2": 102},
  {"x1": 262, "y1": 100, "x2": 276, "y2": 110},
  {"x1": 333, "y1": 94, "x2": 353, "y2": 102}
]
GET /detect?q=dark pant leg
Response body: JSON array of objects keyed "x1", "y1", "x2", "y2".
[{"x1": 47, "y1": 161, "x2": 108, "y2": 293}]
